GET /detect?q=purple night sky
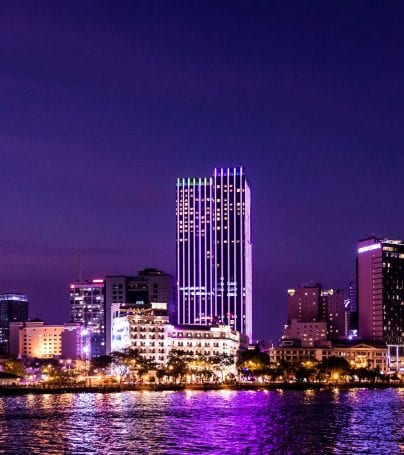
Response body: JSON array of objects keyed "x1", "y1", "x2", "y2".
[{"x1": 1, "y1": 1, "x2": 404, "y2": 341}]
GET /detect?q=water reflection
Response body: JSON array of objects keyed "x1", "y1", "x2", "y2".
[{"x1": 0, "y1": 389, "x2": 401, "y2": 454}]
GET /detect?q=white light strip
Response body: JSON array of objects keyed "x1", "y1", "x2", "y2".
[{"x1": 358, "y1": 243, "x2": 381, "y2": 253}]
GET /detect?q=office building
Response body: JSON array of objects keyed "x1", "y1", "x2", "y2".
[
  {"x1": 105, "y1": 269, "x2": 176, "y2": 354},
  {"x1": 70, "y1": 279, "x2": 105, "y2": 357},
  {"x1": 9, "y1": 319, "x2": 64, "y2": 358},
  {"x1": 9, "y1": 321, "x2": 87, "y2": 360},
  {"x1": 347, "y1": 279, "x2": 358, "y2": 334},
  {"x1": 321, "y1": 288, "x2": 346, "y2": 340},
  {"x1": 282, "y1": 319, "x2": 328, "y2": 347},
  {"x1": 62, "y1": 322, "x2": 88, "y2": 360},
  {"x1": 284, "y1": 283, "x2": 346, "y2": 346},
  {"x1": 176, "y1": 167, "x2": 252, "y2": 340},
  {"x1": 357, "y1": 236, "x2": 404, "y2": 344},
  {"x1": 0, "y1": 293, "x2": 29, "y2": 354},
  {"x1": 287, "y1": 282, "x2": 322, "y2": 324}
]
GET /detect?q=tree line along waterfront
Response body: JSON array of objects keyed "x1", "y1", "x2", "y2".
[{"x1": 0, "y1": 346, "x2": 402, "y2": 395}]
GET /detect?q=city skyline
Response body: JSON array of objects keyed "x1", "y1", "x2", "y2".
[{"x1": 1, "y1": 2, "x2": 404, "y2": 340}]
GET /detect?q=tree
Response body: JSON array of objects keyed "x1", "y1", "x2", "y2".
[
  {"x1": 91, "y1": 355, "x2": 112, "y2": 374},
  {"x1": 166, "y1": 349, "x2": 190, "y2": 383},
  {"x1": 209, "y1": 353, "x2": 234, "y2": 382},
  {"x1": 4, "y1": 359, "x2": 26, "y2": 377},
  {"x1": 319, "y1": 356, "x2": 350, "y2": 382},
  {"x1": 237, "y1": 345, "x2": 271, "y2": 380},
  {"x1": 110, "y1": 348, "x2": 144, "y2": 384}
]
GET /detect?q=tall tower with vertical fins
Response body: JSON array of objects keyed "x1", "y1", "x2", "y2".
[{"x1": 176, "y1": 167, "x2": 252, "y2": 341}]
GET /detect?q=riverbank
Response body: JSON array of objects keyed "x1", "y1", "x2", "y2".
[{"x1": 0, "y1": 381, "x2": 402, "y2": 396}]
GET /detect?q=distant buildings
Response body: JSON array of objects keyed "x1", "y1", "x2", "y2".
[
  {"x1": 283, "y1": 282, "x2": 346, "y2": 346},
  {"x1": 176, "y1": 167, "x2": 252, "y2": 340},
  {"x1": 70, "y1": 279, "x2": 105, "y2": 357},
  {"x1": 0, "y1": 293, "x2": 29, "y2": 354},
  {"x1": 357, "y1": 236, "x2": 404, "y2": 345}
]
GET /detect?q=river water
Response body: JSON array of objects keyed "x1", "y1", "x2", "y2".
[{"x1": 0, "y1": 388, "x2": 402, "y2": 454}]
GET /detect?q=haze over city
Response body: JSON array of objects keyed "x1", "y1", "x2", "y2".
[{"x1": 1, "y1": 1, "x2": 404, "y2": 341}]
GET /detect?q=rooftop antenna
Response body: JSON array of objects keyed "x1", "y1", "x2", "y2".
[{"x1": 76, "y1": 252, "x2": 82, "y2": 282}]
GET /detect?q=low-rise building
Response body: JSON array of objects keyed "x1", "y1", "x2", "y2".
[
  {"x1": 10, "y1": 319, "x2": 64, "y2": 358},
  {"x1": 282, "y1": 319, "x2": 328, "y2": 347},
  {"x1": 111, "y1": 303, "x2": 248, "y2": 366},
  {"x1": 167, "y1": 325, "x2": 248, "y2": 361},
  {"x1": 111, "y1": 303, "x2": 170, "y2": 365},
  {"x1": 9, "y1": 320, "x2": 87, "y2": 359},
  {"x1": 268, "y1": 341, "x2": 388, "y2": 371}
]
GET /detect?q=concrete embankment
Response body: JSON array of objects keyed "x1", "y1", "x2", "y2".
[{"x1": 0, "y1": 381, "x2": 402, "y2": 396}]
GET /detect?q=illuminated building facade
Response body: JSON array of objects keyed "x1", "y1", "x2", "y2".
[
  {"x1": 268, "y1": 341, "x2": 388, "y2": 371},
  {"x1": 357, "y1": 236, "x2": 404, "y2": 344},
  {"x1": 167, "y1": 325, "x2": 248, "y2": 361},
  {"x1": 70, "y1": 279, "x2": 105, "y2": 357},
  {"x1": 9, "y1": 321, "x2": 87, "y2": 359},
  {"x1": 105, "y1": 269, "x2": 176, "y2": 354},
  {"x1": 111, "y1": 301, "x2": 247, "y2": 366},
  {"x1": 9, "y1": 320, "x2": 64, "y2": 358},
  {"x1": 111, "y1": 302, "x2": 170, "y2": 365},
  {"x1": 176, "y1": 167, "x2": 252, "y2": 341},
  {"x1": 0, "y1": 293, "x2": 29, "y2": 354}
]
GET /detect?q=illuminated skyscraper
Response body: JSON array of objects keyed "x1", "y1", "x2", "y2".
[
  {"x1": 176, "y1": 167, "x2": 252, "y2": 340},
  {"x1": 357, "y1": 236, "x2": 404, "y2": 344},
  {"x1": 70, "y1": 279, "x2": 105, "y2": 357}
]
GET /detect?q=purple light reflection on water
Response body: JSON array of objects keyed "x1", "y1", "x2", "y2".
[{"x1": 0, "y1": 389, "x2": 402, "y2": 454}]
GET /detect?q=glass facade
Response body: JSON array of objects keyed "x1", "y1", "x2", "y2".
[
  {"x1": 0, "y1": 293, "x2": 29, "y2": 354},
  {"x1": 357, "y1": 237, "x2": 404, "y2": 344},
  {"x1": 70, "y1": 280, "x2": 105, "y2": 357},
  {"x1": 176, "y1": 167, "x2": 252, "y2": 340}
]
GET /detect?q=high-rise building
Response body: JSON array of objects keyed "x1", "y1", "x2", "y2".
[
  {"x1": 357, "y1": 236, "x2": 404, "y2": 344},
  {"x1": 70, "y1": 279, "x2": 105, "y2": 357},
  {"x1": 176, "y1": 167, "x2": 252, "y2": 340},
  {"x1": 104, "y1": 269, "x2": 176, "y2": 354},
  {"x1": 347, "y1": 279, "x2": 358, "y2": 335},
  {"x1": 321, "y1": 288, "x2": 345, "y2": 340},
  {"x1": 284, "y1": 283, "x2": 346, "y2": 346},
  {"x1": 287, "y1": 282, "x2": 322, "y2": 324},
  {"x1": 0, "y1": 293, "x2": 29, "y2": 354}
]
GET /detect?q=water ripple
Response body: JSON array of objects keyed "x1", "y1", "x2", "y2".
[{"x1": 0, "y1": 388, "x2": 402, "y2": 454}]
